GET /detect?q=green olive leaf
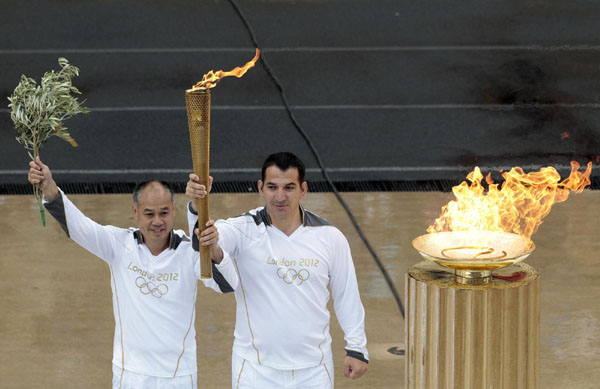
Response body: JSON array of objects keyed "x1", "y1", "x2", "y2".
[
  {"x1": 7, "y1": 57, "x2": 89, "y2": 226},
  {"x1": 7, "y1": 57, "x2": 89, "y2": 156}
]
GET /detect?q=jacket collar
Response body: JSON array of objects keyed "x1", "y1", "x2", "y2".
[{"x1": 133, "y1": 229, "x2": 186, "y2": 249}]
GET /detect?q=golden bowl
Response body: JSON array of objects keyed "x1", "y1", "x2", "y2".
[{"x1": 412, "y1": 231, "x2": 535, "y2": 279}]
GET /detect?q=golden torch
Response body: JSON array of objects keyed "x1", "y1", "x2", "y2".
[{"x1": 185, "y1": 49, "x2": 260, "y2": 278}]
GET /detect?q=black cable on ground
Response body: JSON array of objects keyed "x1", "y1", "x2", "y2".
[{"x1": 227, "y1": 0, "x2": 405, "y2": 319}]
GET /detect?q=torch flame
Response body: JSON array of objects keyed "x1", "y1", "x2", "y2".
[
  {"x1": 427, "y1": 161, "x2": 592, "y2": 239},
  {"x1": 189, "y1": 49, "x2": 260, "y2": 91}
]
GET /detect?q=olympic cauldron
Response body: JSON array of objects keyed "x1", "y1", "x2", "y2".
[{"x1": 404, "y1": 162, "x2": 592, "y2": 388}]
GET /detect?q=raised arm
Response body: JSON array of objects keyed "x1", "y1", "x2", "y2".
[
  {"x1": 186, "y1": 173, "x2": 241, "y2": 257},
  {"x1": 28, "y1": 157, "x2": 117, "y2": 262},
  {"x1": 185, "y1": 173, "x2": 224, "y2": 262},
  {"x1": 186, "y1": 173, "x2": 238, "y2": 292}
]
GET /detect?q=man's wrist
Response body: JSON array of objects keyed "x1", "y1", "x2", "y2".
[
  {"x1": 42, "y1": 181, "x2": 59, "y2": 203},
  {"x1": 187, "y1": 200, "x2": 198, "y2": 215},
  {"x1": 211, "y1": 246, "x2": 224, "y2": 264}
]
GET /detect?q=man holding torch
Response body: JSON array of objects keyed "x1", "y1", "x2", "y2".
[
  {"x1": 186, "y1": 152, "x2": 369, "y2": 388},
  {"x1": 28, "y1": 157, "x2": 238, "y2": 389}
]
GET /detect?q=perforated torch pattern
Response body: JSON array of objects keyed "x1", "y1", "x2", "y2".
[{"x1": 185, "y1": 89, "x2": 212, "y2": 279}]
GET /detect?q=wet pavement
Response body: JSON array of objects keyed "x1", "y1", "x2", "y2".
[{"x1": 1, "y1": 190, "x2": 598, "y2": 388}]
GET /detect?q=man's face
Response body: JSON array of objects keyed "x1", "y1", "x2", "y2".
[
  {"x1": 132, "y1": 183, "x2": 175, "y2": 245},
  {"x1": 258, "y1": 166, "x2": 307, "y2": 222}
]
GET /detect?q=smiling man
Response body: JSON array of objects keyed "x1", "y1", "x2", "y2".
[
  {"x1": 186, "y1": 152, "x2": 369, "y2": 389},
  {"x1": 28, "y1": 157, "x2": 238, "y2": 389}
]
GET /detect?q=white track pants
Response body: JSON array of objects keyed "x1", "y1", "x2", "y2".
[
  {"x1": 232, "y1": 353, "x2": 334, "y2": 389},
  {"x1": 112, "y1": 364, "x2": 197, "y2": 389}
]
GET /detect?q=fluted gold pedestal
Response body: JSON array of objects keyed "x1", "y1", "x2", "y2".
[{"x1": 405, "y1": 261, "x2": 540, "y2": 388}]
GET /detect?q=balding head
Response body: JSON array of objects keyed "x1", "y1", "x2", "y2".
[{"x1": 133, "y1": 180, "x2": 174, "y2": 206}]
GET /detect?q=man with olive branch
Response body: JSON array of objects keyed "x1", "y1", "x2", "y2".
[
  {"x1": 186, "y1": 152, "x2": 368, "y2": 388},
  {"x1": 28, "y1": 157, "x2": 239, "y2": 389}
]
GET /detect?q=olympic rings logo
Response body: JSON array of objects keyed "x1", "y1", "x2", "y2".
[
  {"x1": 135, "y1": 276, "x2": 169, "y2": 298},
  {"x1": 276, "y1": 267, "x2": 310, "y2": 286}
]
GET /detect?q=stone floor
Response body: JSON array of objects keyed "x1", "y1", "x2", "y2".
[{"x1": 1, "y1": 190, "x2": 598, "y2": 388}]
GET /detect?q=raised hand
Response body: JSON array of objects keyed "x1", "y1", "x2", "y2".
[
  {"x1": 186, "y1": 173, "x2": 213, "y2": 213},
  {"x1": 195, "y1": 219, "x2": 224, "y2": 263},
  {"x1": 28, "y1": 157, "x2": 59, "y2": 201}
]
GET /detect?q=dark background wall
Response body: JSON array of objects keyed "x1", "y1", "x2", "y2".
[{"x1": 1, "y1": 0, "x2": 599, "y2": 190}]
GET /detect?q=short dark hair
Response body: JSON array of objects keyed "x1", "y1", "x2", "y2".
[
  {"x1": 261, "y1": 152, "x2": 306, "y2": 183},
  {"x1": 133, "y1": 180, "x2": 174, "y2": 206}
]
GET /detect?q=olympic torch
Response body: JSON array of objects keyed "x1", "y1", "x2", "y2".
[
  {"x1": 186, "y1": 49, "x2": 260, "y2": 279},
  {"x1": 185, "y1": 89, "x2": 212, "y2": 278}
]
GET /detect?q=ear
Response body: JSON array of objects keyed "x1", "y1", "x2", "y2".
[
  {"x1": 300, "y1": 181, "x2": 308, "y2": 198},
  {"x1": 258, "y1": 180, "x2": 264, "y2": 195},
  {"x1": 132, "y1": 204, "x2": 139, "y2": 221}
]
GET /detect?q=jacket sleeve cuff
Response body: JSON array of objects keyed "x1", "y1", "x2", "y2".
[
  {"x1": 345, "y1": 349, "x2": 369, "y2": 363},
  {"x1": 214, "y1": 254, "x2": 231, "y2": 269},
  {"x1": 187, "y1": 200, "x2": 198, "y2": 215},
  {"x1": 212, "y1": 252, "x2": 235, "y2": 293}
]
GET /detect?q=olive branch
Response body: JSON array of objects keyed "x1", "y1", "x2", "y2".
[{"x1": 7, "y1": 57, "x2": 89, "y2": 226}]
